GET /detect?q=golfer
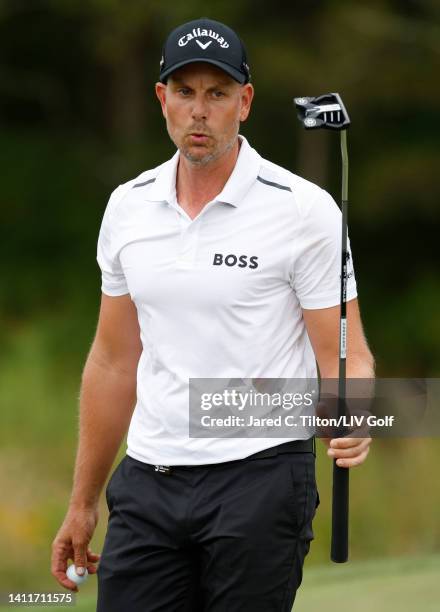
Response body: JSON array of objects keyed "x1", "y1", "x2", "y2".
[{"x1": 51, "y1": 18, "x2": 374, "y2": 611}]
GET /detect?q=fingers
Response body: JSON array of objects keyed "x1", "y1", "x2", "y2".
[
  {"x1": 73, "y1": 537, "x2": 92, "y2": 577},
  {"x1": 334, "y1": 445, "x2": 370, "y2": 467},
  {"x1": 328, "y1": 437, "x2": 371, "y2": 457},
  {"x1": 51, "y1": 539, "x2": 101, "y2": 591},
  {"x1": 328, "y1": 438, "x2": 371, "y2": 467},
  {"x1": 51, "y1": 539, "x2": 78, "y2": 592},
  {"x1": 86, "y1": 548, "x2": 101, "y2": 574},
  {"x1": 329, "y1": 434, "x2": 371, "y2": 450},
  {"x1": 51, "y1": 507, "x2": 101, "y2": 591},
  {"x1": 337, "y1": 438, "x2": 370, "y2": 454}
]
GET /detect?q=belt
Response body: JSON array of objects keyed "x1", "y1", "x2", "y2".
[
  {"x1": 152, "y1": 437, "x2": 316, "y2": 475},
  {"x1": 243, "y1": 436, "x2": 316, "y2": 460}
]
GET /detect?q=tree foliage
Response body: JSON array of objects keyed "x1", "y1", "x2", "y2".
[{"x1": 1, "y1": 0, "x2": 439, "y2": 373}]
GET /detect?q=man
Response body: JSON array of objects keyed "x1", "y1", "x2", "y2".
[{"x1": 51, "y1": 17, "x2": 374, "y2": 611}]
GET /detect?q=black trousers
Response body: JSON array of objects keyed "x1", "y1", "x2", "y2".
[{"x1": 97, "y1": 441, "x2": 320, "y2": 612}]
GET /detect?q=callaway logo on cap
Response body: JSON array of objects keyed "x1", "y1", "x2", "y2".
[{"x1": 159, "y1": 18, "x2": 251, "y2": 84}]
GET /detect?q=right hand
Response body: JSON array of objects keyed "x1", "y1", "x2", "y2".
[{"x1": 51, "y1": 505, "x2": 100, "y2": 592}]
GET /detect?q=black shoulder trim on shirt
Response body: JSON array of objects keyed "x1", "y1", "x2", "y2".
[
  {"x1": 257, "y1": 175, "x2": 292, "y2": 192},
  {"x1": 132, "y1": 177, "x2": 156, "y2": 188}
]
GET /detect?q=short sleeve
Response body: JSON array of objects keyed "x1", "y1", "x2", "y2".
[
  {"x1": 96, "y1": 187, "x2": 129, "y2": 296},
  {"x1": 291, "y1": 188, "x2": 358, "y2": 309}
]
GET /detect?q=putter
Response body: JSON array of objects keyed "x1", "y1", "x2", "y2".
[{"x1": 294, "y1": 93, "x2": 351, "y2": 563}]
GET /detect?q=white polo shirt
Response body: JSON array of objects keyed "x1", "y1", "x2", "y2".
[{"x1": 97, "y1": 134, "x2": 357, "y2": 465}]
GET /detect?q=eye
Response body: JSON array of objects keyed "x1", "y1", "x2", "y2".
[
  {"x1": 177, "y1": 88, "x2": 191, "y2": 96},
  {"x1": 213, "y1": 90, "x2": 225, "y2": 98}
]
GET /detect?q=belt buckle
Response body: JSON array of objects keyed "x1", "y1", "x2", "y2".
[{"x1": 154, "y1": 465, "x2": 172, "y2": 475}]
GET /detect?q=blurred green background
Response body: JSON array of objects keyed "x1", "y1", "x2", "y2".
[{"x1": 1, "y1": 0, "x2": 439, "y2": 609}]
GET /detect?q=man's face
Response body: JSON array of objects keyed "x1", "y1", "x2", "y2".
[{"x1": 155, "y1": 62, "x2": 254, "y2": 166}]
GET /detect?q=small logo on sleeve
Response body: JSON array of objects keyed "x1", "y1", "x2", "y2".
[{"x1": 212, "y1": 253, "x2": 259, "y2": 269}]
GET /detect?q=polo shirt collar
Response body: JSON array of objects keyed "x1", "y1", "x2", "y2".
[{"x1": 147, "y1": 135, "x2": 261, "y2": 208}]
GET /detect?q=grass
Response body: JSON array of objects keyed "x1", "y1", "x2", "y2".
[
  {"x1": 1, "y1": 553, "x2": 439, "y2": 611},
  {"x1": 295, "y1": 552, "x2": 440, "y2": 611}
]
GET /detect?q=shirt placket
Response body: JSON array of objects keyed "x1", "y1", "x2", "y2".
[
  {"x1": 168, "y1": 197, "x2": 221, "y2": 269},
  {"x1": 176, "y1": 214, "x2": 200, "y2": 269}
]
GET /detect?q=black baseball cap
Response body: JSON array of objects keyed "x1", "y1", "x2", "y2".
[{"x1": 159, "y1": 18, "x2": 251, "y2": 85}]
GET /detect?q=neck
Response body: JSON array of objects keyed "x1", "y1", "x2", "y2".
[{"x1": 176, "y1": 138, "x2": 240, "y2": 217}]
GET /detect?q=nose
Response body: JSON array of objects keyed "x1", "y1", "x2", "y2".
[{"x1": 191, "y1": 93, "x2": 208, "y2": 121}]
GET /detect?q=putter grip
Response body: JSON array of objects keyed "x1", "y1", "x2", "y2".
[{"x1": 331, "y1": 462, "x2": 349, "y2": 562}]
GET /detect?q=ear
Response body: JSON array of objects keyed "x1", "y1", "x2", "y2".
[
  {"x1": 239, "y1": 83, "x2": 254, "y2": 122},
  {"x1": 155, "y1": 82, "x2": 167, "y2": 118}
]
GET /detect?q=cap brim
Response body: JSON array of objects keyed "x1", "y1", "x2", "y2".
[{"x1": 160, "y1": 58, "x2": 246, "y2": 84}]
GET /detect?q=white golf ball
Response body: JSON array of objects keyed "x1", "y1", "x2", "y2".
[{"x1": 66, "y1": 564, "x2": 88, "y2": 585}]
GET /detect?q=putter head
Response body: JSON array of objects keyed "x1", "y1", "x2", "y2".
[{"x1": 294, "y1": 93, "x2": 350, "y2": 130}]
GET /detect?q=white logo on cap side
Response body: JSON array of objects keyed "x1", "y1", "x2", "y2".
[
  {"x1": 196, "y1": 40, "x2": 212, "y2": 50},
  {"x1": 178, "y1": 27, "x2": 230, "y2": 49}
]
